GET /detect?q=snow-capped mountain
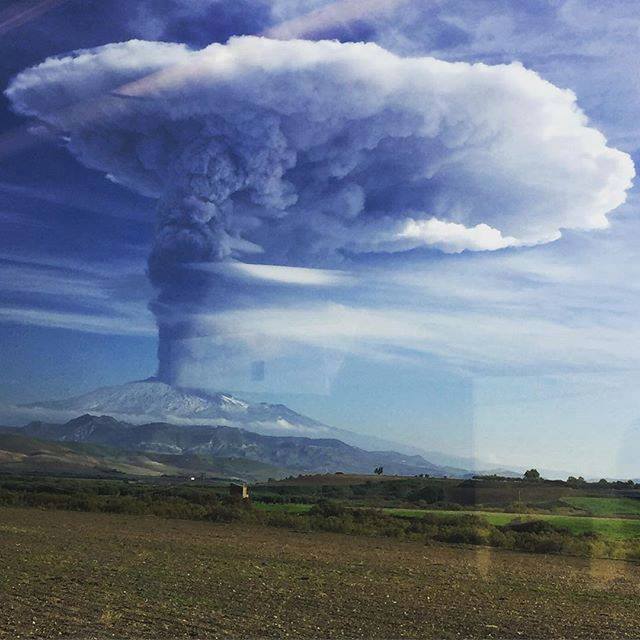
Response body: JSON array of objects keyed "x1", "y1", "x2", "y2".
[{"x1": 17, "y1": 378, "x2": 423, "y2": 455}]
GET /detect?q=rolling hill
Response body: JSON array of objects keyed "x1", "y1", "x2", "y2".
[{"x1": 0, "y1": 430, "x2": 290, "y2": 481}]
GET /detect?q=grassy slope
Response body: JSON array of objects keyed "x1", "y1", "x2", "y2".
[
  {"x1": 0, "y1": 432, "x2": 287, "y2": 481},
  {"x1": 2, "y1": 506, "x2": 640, "y2": 639},
  {"x1": 0, "y1": 432, "x2": 157, "y2": 475},
  {"x1": 563, "y1": 496, "x2": 640, "y2": 517}
]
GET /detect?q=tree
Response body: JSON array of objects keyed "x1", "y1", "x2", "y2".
[
  {"x1": 523, "y1": 468, "x2": 541, "y2": 481},
  {"x1": 374, "y1": 466, "x2": 384, "y2": 476}
]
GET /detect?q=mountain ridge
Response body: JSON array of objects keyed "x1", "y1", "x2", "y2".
[
  {"x1": 2, "y1": 379, "x2": 548, "y2": 476},
  {"x1": 15, "y1": 413, "x2": 466, "y2": 477}
]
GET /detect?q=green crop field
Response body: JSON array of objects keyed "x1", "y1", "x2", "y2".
[
  {"x1": 383, "y1": 508, "x2": 640, "y2": 539},
  {"x1": 562, "y1": 496, "x2": 640, "y2": 517},
  {"x1": 255, "y1": 503, "x2": 640, "y2": 540}
]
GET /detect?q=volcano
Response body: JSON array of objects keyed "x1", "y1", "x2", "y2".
[{"x1": 19, "y1": 378, "x2": 421, "y2": 455}]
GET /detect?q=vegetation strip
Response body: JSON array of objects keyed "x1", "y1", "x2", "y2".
[{"x1": 3, "y1": 475, "x2": 640, "y2": 561}]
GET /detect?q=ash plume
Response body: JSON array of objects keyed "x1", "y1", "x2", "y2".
[{"x1": 6, "y1": 36, "x2": 634, "y2": 385}]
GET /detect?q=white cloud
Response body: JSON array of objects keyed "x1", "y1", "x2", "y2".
[
  {"x1": 354, "y1": 217, "x2": 523, "y2": 254},
  {"x1": 192, "y1": 261, "x2": 354, "y2": 286},
  {"x1": 7, "y1": 36, "x2": 634, "y2": 258}
]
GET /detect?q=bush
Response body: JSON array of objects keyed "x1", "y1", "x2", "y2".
[
  {"x1": 504, "y1": 519, "x2": 568, "y2": 535},
  {"x1": 419, "y1": 512, "x2": 488, "y2": 527},
  {"x1": 266, "y1": 511, "x2": 310, "y2": 531},
  {"x1": 435, "y1": 526, "x2": 489, "y2": 545},
  {"x1": 100, "y1": 496, "x2": 148, "y2": 514},
  {"x1": 309, "y1": 500, "x2": 349, "y2": 518},
  {"x1": 253, "y1": 493, "x2": 287, "y2": 504},
  {"x1": 151, "y1": 499, "x2": 209, "y2": 520},
  {"x1": 488, "y1": 528, "x2": 510, "y2": 548},
  {"x1": 407, "y1": 485, "x2": 444, "y2": 503},
  {"x1": 513, "y1": 532, "x2": 566, "y2": 554}
]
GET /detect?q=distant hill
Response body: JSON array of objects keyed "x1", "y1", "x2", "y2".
[
  {"x1": 12, "y1": 414, "x2": 465, "y2": 477},
  {"x1": 0, "y1": 429, "x2": 290, "y2": 481}
]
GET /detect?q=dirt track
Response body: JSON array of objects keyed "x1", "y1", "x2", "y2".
[{"x1": 1, "y1": 507, "x2": 639, "y2": 639}]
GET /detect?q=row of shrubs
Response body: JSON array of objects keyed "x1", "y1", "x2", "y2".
[
  {"x1": 0, "y1": 487, "x2": 257, "y2": 522},
  {"x1": 271, "y1": 501, "x2": 628, "y2": 559},
  {"x1": 252, "y1": 479, "x2": 449, "y2": 503},
  {"x1": 2, "y1": 482, "x2": 640, "y2": 561}
]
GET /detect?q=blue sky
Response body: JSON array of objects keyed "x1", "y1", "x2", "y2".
[{"x1": 1, "y1": 0, "x2": 640, "y2": 476}]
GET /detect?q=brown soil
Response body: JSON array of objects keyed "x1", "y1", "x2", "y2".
[{"x1": 1, "y1": 507, "x2": 639, "y2": 639}]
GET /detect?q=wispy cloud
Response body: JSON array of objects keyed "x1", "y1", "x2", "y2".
[
  {"x1": 192, "y1": 262, "x2": 355, "y2": 287},
  {"x1": 0, "y1": 209, "x2": 50, "y2": 228},
  {"x1": 194, "y1": 299, "x2": 640, "y2": 375},
  {"x1": 0, "y1": 254, "x2": 152, "y2": 336},
  {"x1": 0, "y1": 306, "x2": 153, "y2": 336},
  {"x1": 170, "y1": 214, "x2": 640, "y2": 379},
  {"x1": 0, "y1": 0, "x2": 68, "y2": 36},
  {"x1": 0, "y1": 181, "x2": 150, "y2": 222},
  {"x1": 265, "y1": 0, "x2": 411, "y2": 39}
]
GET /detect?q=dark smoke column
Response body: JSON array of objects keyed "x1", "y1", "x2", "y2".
[{"x1": 148, "y1": 190, "x2": 231, "y2": 385}]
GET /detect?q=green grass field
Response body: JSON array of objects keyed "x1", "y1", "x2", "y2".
[
  {"x1": 255, "y1": 503, "x2": 640, "y2": 540},
  {"x1": 562, "y1": 496, "x2": 640, "y2": 517},
  {"x1": 391, "y1": 508, "x2": 640, "y2": 540}
]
